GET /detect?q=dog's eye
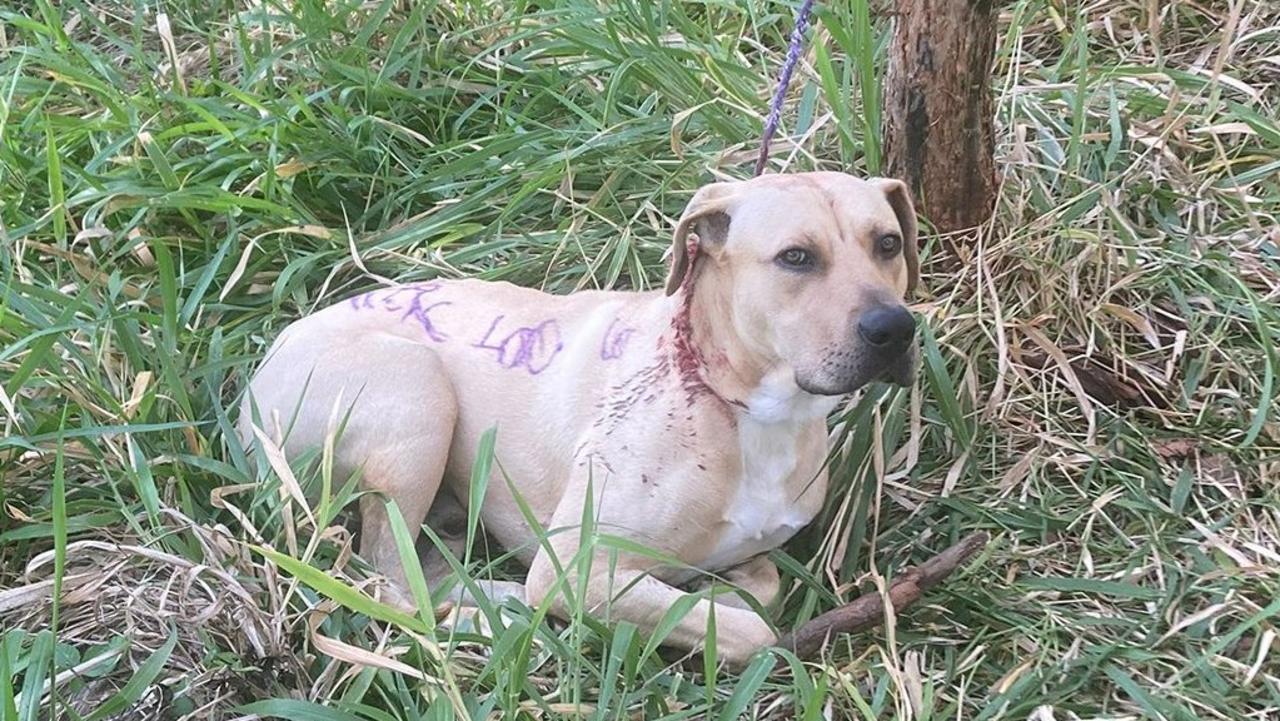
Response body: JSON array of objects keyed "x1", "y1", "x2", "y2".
[
  {"x1": 877, "y1": 234, "x2": 902, "y2": 256},
  {"x1": 777, "y1": 247, "x2": 814, "y2": 270}
]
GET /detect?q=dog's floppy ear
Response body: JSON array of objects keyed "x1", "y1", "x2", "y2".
[
  {"x1": 665, "y1": 182, "x2": 735, "y2": 296},
  {"x1": 875, "y1": 178, "x2": 920, "y2": 295}
]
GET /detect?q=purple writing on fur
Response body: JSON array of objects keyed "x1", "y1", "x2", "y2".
[
  {"x1": 600, "y1": 317, "x2": 635, "y2": 360},
  {"x1": 349, "y1": 283, "x2": 450, "y2": 342},
  {"x1": 474, "y1": 315, "x2": 564, "y2": 374}
]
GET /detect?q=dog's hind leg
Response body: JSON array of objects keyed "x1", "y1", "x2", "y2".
[
  {"x1": 242, "y1": 330, "x2": 459, "y2": 609},
  {"x1": 419, "y1": 494, "x2": 526, "y2": 607},
  {"x1": 348, "y1": 342, "x2": 458, "y2": 608}
]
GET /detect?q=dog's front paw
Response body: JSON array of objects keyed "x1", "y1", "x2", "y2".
[{"x1": 712, "y1": 617, "x2": 777, "y2": 669}]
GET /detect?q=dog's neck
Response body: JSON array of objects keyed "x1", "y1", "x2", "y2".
[{"x1": 664, "y1": 269, "x2": 776, "y2": 411}]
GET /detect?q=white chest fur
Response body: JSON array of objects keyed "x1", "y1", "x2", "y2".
[{"x1": 698, "y1": 373, "x2": 839, "y2": 572}]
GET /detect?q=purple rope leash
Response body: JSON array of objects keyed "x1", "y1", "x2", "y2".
[{"x1": 753, "y1": 0, "x2": 817, "y2": 177}]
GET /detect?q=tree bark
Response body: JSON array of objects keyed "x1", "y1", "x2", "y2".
[{"x1": 883, "y1": 0, "x2": 998, "y2": 235}]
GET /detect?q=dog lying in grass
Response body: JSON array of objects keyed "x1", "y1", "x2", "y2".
[{"x1": 240, "y1": 171, "x2": 919, "y2": 665}]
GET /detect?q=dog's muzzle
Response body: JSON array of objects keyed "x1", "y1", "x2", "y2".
[
  {"x1": 858, "y1": 304, "x2": 916, "y2": 358},
  {"x1": 859, "y1": 303, "x2": 917, "y2": 387},
  {"x1": 798, "y1": 304, "x2": 919, "y2": 395}
]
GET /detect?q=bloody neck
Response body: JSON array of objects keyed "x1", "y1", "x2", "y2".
[{"x1": 667, "y1": 266, "x2": 766, "y2": 409}]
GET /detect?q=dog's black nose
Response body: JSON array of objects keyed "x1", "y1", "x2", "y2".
[{"x1": 858, "y1": 305, "x2": 916, "y2": 349}]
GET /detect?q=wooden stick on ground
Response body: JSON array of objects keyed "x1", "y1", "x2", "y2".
[{"x1": 777, "y1": 532, "x2": 990, "y2": 659}]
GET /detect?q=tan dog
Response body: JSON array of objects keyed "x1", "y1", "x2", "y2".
[{"x1": 240, "y1": 171, "x2": 919, "y2": 664}]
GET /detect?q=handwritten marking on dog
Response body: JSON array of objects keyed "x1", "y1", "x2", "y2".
[
  {"x1": 600, "y1": 317, "x2": 636, "y2": 360},
  {"x1": 474, "y1": 315, "x2": 564, "y2": 374},
  {"x1": 350, "y1": 284, "x2": 450, "y2": 342}
]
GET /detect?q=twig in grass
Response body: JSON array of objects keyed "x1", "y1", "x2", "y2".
[{"x1": 777, "y1": 532, "x2": 990, "y2": 659}]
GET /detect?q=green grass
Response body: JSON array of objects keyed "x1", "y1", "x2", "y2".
[{"x1": 2, "y1": 0, "x2": 1279, "y2": 718}]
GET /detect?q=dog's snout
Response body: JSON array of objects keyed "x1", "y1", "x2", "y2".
[{"x1": 858, "y1": 305, "x2": 916, "y2": 349}]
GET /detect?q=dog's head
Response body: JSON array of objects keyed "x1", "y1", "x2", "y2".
[{"x1": 665, "y1": 172, "x2": 920, "y2": 395}]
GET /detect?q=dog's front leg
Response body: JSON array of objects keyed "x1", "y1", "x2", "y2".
[
  {"x1": 525, "y1": 547, "x2": 777, "y2": 666},
  {"x1": 695, "y1": 555, "x2": 781, "y2": 611}
]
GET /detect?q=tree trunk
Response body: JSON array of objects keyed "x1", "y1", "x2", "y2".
[{"x1": 883, "y1": 0, "x2": 998, "y2": 235}]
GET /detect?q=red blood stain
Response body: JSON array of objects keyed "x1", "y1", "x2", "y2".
[{"x1": 670, "y1": 235, "x2": 711, "y2": 405}]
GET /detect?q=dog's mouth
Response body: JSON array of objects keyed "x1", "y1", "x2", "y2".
[
  {"x1": 796, "y1": 347, "x2": 919, "y2": 396},
  {"x1": 877, "y1": 348, "x2": 919, "y2": 387}
]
